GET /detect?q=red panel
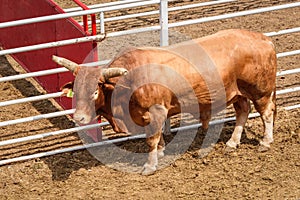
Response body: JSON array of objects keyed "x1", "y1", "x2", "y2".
[{"x1": 0, "y1": 0, "x2": 96, "y2": 110}]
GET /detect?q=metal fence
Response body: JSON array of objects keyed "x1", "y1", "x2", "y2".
[{"x1": 0, "y1": 0, "x2": 299, "y2": 165}]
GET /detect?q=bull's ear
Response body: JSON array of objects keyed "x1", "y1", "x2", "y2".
[
  {"x1": 60, "y1": 82, "x2": 74, "y2": 97},
  {"x1": 52, "y1": 55, "x2": 80, "y2": 76},
  {"x1": 102, "y1": 83, "x2": 115, "y2": 91}
]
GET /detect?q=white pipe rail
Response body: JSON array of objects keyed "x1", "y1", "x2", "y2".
[
  {"x1": 105, "y1": 2, "x2": 300, "y2": 38},
  {"x1": 105, "y1": 25, "x2": 162, "y2": 37},
  {"x1": 79, "y1": 0, "x2": 236, "y2": 24},
  {"x1": 0, "y1": 68, "x2": 68, "y2": 83},
  {"x1": 0, "y1": 59, "x2": 110, "y2": 83},
  {"x1": 0, "y1": 103, "x2": 298, "y2": 166},
  {"x1": 277, "y1": 50, "x2": 300, "y2": 58},
  {"x1": 276, "y1": 68, "x2": 300, "y2": 76},
  {"x1": 5, "y1": 0, "x2": 298, "y2": 31},
  {"x1": 0, "y1": 35, "x2": 105, "y2": 56},
  {"x1": 0, "y1": 92, "x2": 63, "y2": 107},
  {"x1": 0, "y1": 109, "x2": 75, "y2": 127},
  {"x1": 285, "y1": 104, "x2": 300, "y2": 110},
  {"x1": 108, "y1": 3, "x2": 300, "y2": 38},
  {"x1": 168, "y1": 2, "x2": 300, "y2": 28},
  {"x1": 2, "y1": 24, "x2": 298, "y2": 57},
  {"x1": 0, "y1": 122, "x2": 108, "y2": 147},
  {"x1": 0, "y1": 0, "x2": 161, "y2": 29},
  {"x1": 264, "y1": 27, "x2": 300, "y2": 37},
  {"x1": 64, "y1": 0, "x2": 146, "y2": 12},
  {"x1": 276, "y1": 86, "x2": 300, "y2": 95},
  {"x1": 0, "y1": 32, "x2": 298, "y2": 58}
]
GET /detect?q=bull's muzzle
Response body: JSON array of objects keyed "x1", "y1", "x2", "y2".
[{"x1": 73, "y1": 110, "x2": 94, "y2": 124}]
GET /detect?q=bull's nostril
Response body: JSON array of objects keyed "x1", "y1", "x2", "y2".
[
  {"x1": 74, "y1": 114, "x2": 85, "y2": 123},
  {"x1": 79, "y1": 117, "x2": 85, "y2": 122}
]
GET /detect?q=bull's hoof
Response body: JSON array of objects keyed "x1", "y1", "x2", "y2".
[
  {"x1": 258, "y1": 144, "x2": 270, "y2": 152},
  {"x1": 141, "y1": 162, "x2": 157, "y2": 176},
  {"x1": 141, "y1": 166, "x2": 156, "y2": 176}
]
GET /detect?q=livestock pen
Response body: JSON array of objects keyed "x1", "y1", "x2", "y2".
[{"x1": 0, "y1": 0, "x2": 299, "y2": 199}]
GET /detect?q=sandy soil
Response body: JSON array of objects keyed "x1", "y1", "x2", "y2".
[{"x1": 0, "y1": 0, "x2": 299, "y2": 199}]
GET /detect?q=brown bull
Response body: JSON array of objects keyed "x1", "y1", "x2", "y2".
[{"x1": 53, "y1": 29, "x2": 277, "y2": 175}]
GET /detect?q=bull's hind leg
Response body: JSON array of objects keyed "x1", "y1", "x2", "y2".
[
  {"x1": 254, "y1": 92, "x2": 276, "y2": 152},
  {"x1": 142, "y1": 104, "x2": 168, "y2": 175},
  {"x1": 157, "y1": 134, "x2": 165, "y2": 158},
  {"x1": 226, "y1": 97, "x2": 250, "y2": 150},
  {"x1": 199, "y1": 109, "x2": 211, "y2": 132}
]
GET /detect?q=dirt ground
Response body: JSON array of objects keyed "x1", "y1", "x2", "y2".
[{"x1": 0, "y1": 0, "x2": 299, "y2": 199}]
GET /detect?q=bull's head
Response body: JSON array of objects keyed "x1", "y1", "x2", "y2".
[{"x1": 53, "y1": 55, "x2": 128, "y2": 124}]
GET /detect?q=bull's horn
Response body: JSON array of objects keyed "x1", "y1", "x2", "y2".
[
  {"x1": 102, "y1": 68, "x2": 128, "y2": 80},
  {"x1": 52, "y1": 55, "x2": 79, "y2": 72}
]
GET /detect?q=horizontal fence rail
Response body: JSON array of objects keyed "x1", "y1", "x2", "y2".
[
  {"x1": 276, "y1": 86, "x2": 300, "y2": 95},
  {"x1": 0, "y1": 0, "x2": 161, "y2": 29},
  {"x1": 64, "y1": 0, "x2": 147, "y2": 12},
  {"x1": 264, "y1": 27, "x2": 300, "y2": 37},
  {"x1": 168, "y1": 2, "x2": 300, "y2": 28},
  {"x1": 0, "y1": 59, "x2": 110, "y2": 83},
  {"x1": 0, "y1": 0, "x2": 299, "y2": 166},
  {"x1": 276, "y1": 68, "x2": 300, "y2": 76},
  {"x1": 102, "y1": 2, "x2": 300, "y2": 38},
  {"x1": 0, "y1": 92, "x2": 63, "y2": 107},
  {"x1": 0, "y1": 35, "x2": 105, "y2": 56},
  {"x1": 0, "y1": 122, "x2": 108, "y2": 147},
  {"x1": 277, "y1": 50, "x2": 300, "y2": 58},
  {"x1": 79, "y1": 0, "x2": 236, "y2": 25},
  {"x1": 0, "y1": 109, "x2": 75, "y2": 128}
]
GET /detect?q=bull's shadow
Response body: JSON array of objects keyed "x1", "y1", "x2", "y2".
[
  {"x1": 187, "y1": 121, "x2": 260, "y2": 154},
  {"x1": 42, "y1": 119, "x2": 260, "y2": 181}
]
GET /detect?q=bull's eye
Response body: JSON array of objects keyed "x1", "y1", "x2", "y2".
[{"x1": 93, "y1": 90, "x2": 99, "y2": 100}]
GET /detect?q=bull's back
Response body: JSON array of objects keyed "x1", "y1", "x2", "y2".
[
  {"x1": 109, "y1": 29, "x2": 277, "y2": 107},
  {"x1": 196, "y1": 29, "x2": 277, "y2": 101}
]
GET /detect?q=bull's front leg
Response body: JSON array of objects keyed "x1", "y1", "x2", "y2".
[
  {"x1": 142, "y1": 104, "x2": 168, "y2": 176},
  {"x1": 101, "y1": 112, "x2": 129, "y2": 133}
]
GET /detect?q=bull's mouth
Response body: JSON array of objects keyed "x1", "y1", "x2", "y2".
[
  {"x1": 74, "y1": 116, "x2": 91, "y2": 124},
  {"x1": 73, "y1": 112, "x2": 99, "y2": 125}
]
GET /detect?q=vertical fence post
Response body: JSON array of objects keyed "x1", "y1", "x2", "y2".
[
  {"x1": 160, "y1": 0, "x2": 169, "y2": 46},
  {"x1": 100, "y1": 12, "x2": 105, "y2": 34},
  {"x1": 160, "y1": 0, "x2": 171, "y2": 134}
]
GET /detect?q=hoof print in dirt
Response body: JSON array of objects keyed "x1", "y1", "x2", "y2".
[
  {"x1": 258, "y1": 144, "x2": 270, "y2": 152},
  {"x1": 223, "y1": 146, "x2": 237, "y2": 154}
]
